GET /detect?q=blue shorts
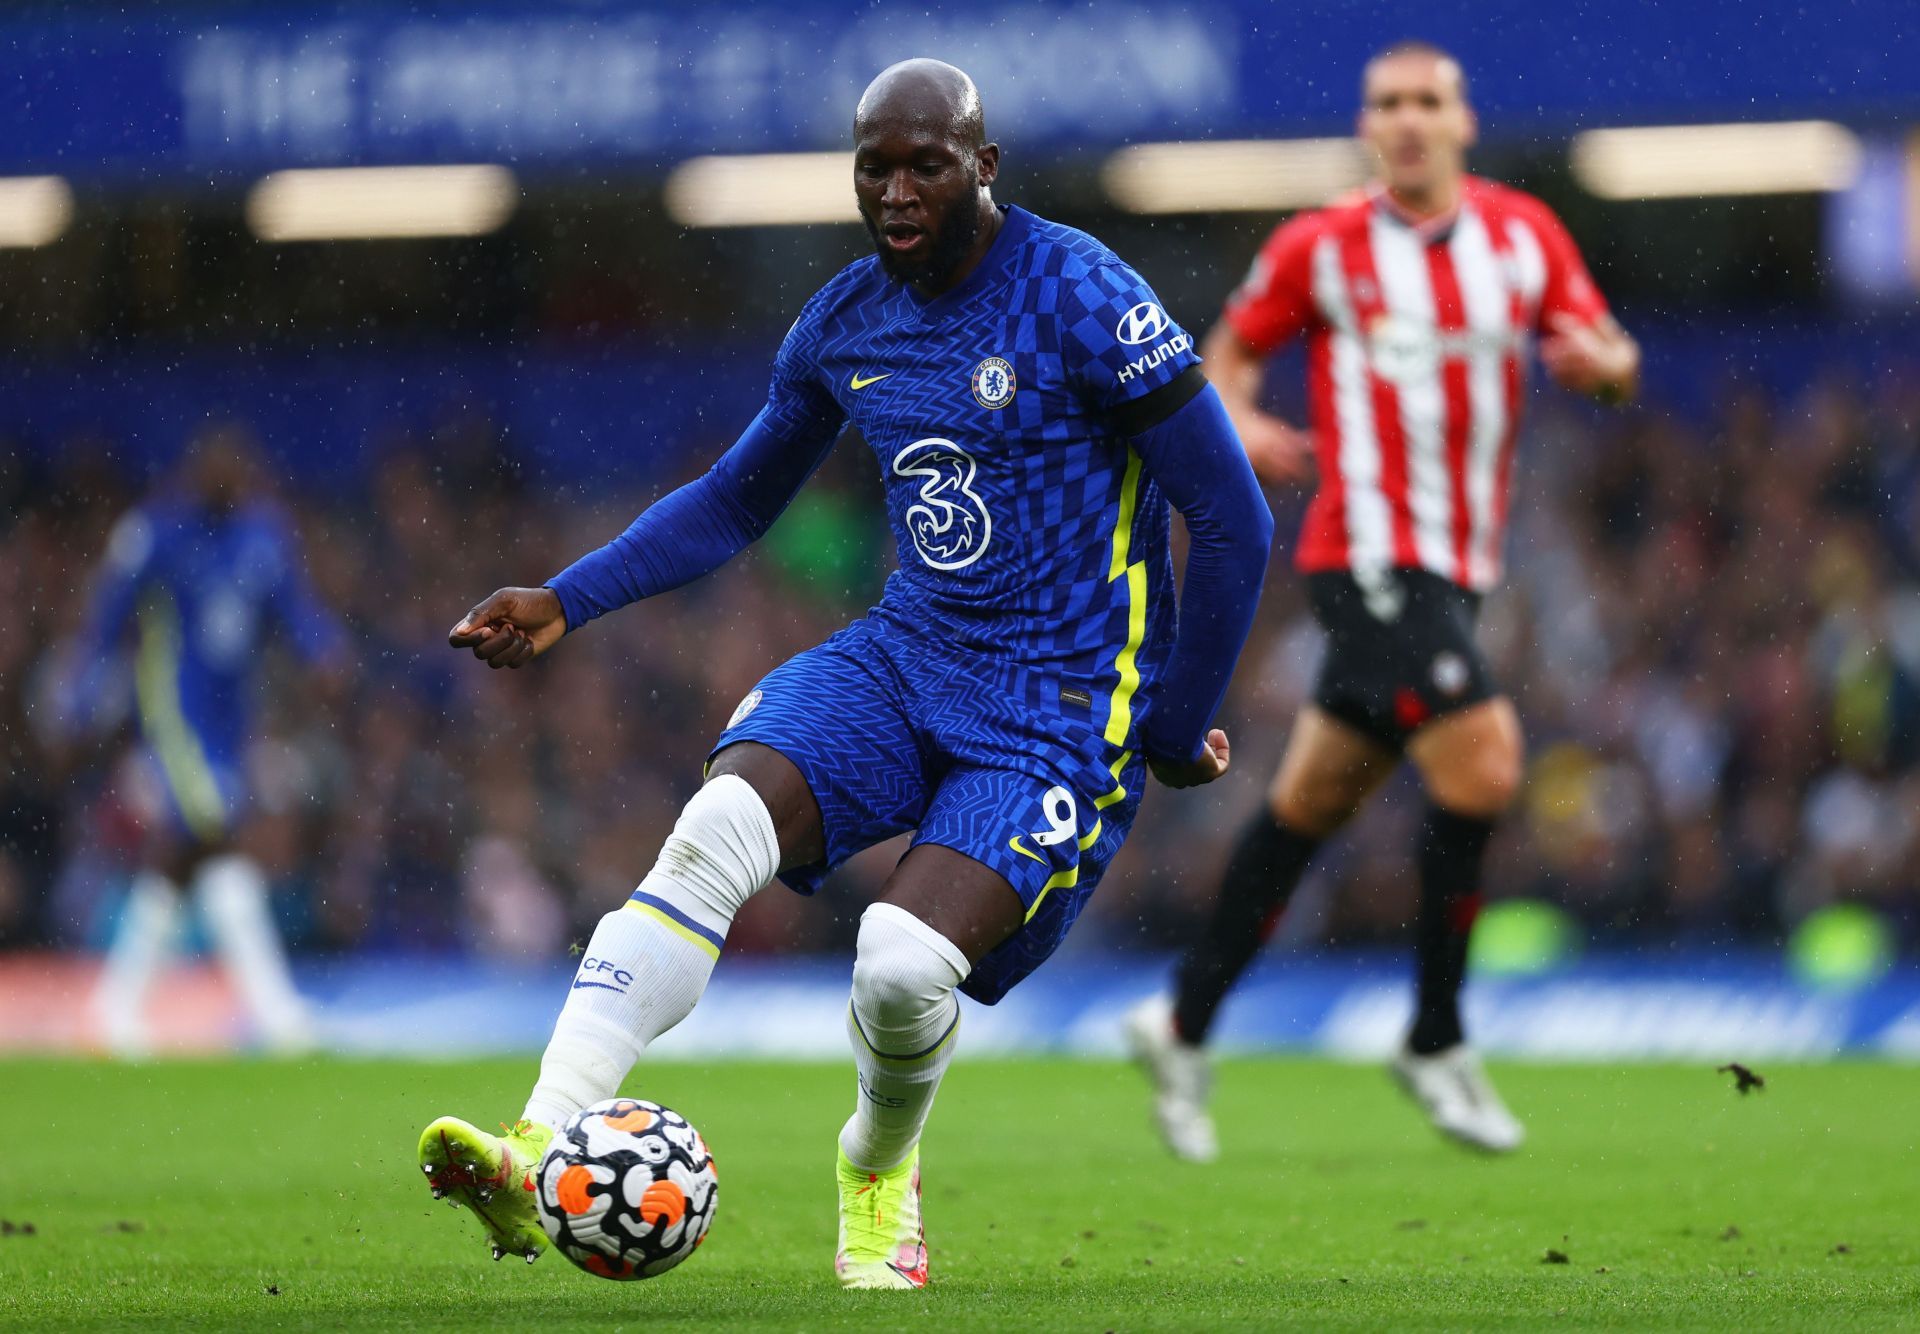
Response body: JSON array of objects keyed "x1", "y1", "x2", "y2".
[
  {"x1": 711, "y1": 616, "x2": 1146, "y2": 1005},
  {"x1": 139, "y1": 737, "x2": 245, "y2": 847}
]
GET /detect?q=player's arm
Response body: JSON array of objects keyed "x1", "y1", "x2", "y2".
[
  {"x1": 1123, "y1": 368, "x2": 1275, "y2": 788},
  {"x1": 1200, "y1": 324, "x2": 1314, "y2": 485},
  {"x1": 453, "y1": 295, "x2": 847, "y2": 669},
  {"x1": 1206, "y1": 214, "x2": 1322, "y2": 484},
  {"x1": 450, "y1": 406, "x2": 840, "y2": 668},
  {"x1": 1540, "y1": 311, "x2": 1639, "y2": 404},
  {"x1": 263, "y1": 511, "x2": 353, "y2": 680},
  {"x1": 52, "y1": 509, "x2": 154, "y2": 733},
  {"x1": 1067, "y1": 264, "x2": 1274, "y2": 785},
  {"x1": 1526, "y1": 198, "x2": 1640, "y2": 404}
]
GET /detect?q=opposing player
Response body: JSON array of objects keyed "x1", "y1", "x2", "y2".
[
  {"x1": 417, "y1": 60, "x2": 1271, "y2": 1288},
  {"x1": 1128, "y1": 42, "x2": 1639, "y2": 1159},
  {"x1": 58, "y1": 425, "x2": 346, "y2": 1055}
]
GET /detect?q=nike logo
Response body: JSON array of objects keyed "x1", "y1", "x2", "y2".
[
  {"x1": 570, "y1": 980, "x2": 628, "y2": 992},
  {"x1": 1009, "y1": 836, "x2": 1045, "y2": 864},
  {"x1": 850, "y1": 372, "x2": 892, "y2": 390}
]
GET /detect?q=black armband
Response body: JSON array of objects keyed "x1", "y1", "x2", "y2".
[{"x1": 1109, "y1": 364, "x2": 1209, "y2": 439}]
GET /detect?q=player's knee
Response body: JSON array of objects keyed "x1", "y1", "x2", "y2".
[
  {"x1": 1429, "y1": 742, "x2": 1524, "y2": 818},
  {"x1": 705, "y1": 742, "x2": 826, "y2": 867},
  {"x1": 1268, "y1": 774, "x2": 1360, "y2": 838},
  {"x1": 1481, "y1": 746, "x2": 1525, "y2": 812},
  {"x1": 850, "y1": 903, "x2": 969, "y2": 1046},
  {"x1": 646, "y1": 774, "x2": 781, "y2": 922},
  {"x1": 191, "y1": 852, "x2": 270, "y2": 913}
]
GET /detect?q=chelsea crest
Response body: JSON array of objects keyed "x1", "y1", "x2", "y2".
[{"x1": 971, "y1": 356, "x2": 1016, "y2": 410}]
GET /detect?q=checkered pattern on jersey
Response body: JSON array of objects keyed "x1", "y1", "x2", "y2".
[
  {"x1": 711, "y1": 615, "x2": 1144, "y2": 1005},
  {"x1": 757, "y1": 206, "x2": 1199, "y2": 752}
]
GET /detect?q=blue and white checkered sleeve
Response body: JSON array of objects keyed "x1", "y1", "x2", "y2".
[{"x1": 1061, "y1": 262, "x2": 1202, "y2": 418}]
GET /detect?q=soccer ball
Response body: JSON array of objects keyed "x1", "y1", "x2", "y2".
[{"x1": 534, "y1": 1097, "x2": 718, "y2": 1280}]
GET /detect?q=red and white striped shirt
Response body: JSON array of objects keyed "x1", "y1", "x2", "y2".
[{"x1": 1224, "y1": 176, "x2": 1609, "y2": 591}]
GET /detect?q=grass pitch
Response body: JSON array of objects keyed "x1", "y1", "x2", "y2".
[{"x1": 1, "y1": 1057, "x2": 1915, "y2": 1331}]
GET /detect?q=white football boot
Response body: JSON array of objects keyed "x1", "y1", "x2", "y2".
[
  {"x1": 1390, "y1": 1044, "x2": 1524, "y2": 1152},
  {"x1": 1124, "y1": 994, "x2": 1219, "y2": 1163}
]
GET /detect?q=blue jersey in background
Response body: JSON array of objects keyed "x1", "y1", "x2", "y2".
[{"x1": 65, "y1": 499, "x2": 345, "y2": 840}]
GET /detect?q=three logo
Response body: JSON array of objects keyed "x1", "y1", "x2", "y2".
[
  {"x1": 855, "y1": 302, "x2": 1181, "y2": 573},
  {"x1": 892, "y1": 437, "x2": 993, "y2": 571}
]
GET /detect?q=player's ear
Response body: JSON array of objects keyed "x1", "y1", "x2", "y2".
[
  {"x1": 975, "y1": 142, "x2": 999, "y2": 188},
  {"x1": 1462, "y1": 104, "x2": 1478, "y2": 150}
]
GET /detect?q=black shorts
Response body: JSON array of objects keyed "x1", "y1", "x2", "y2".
[{"x1": 1307, "y1": 568, "x2": 1497, "y2": 750}]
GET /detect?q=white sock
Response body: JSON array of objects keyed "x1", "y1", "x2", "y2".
[
  {"x1": 524, "y1": 774, "x2": 780, "y2": 1129},
  {"x1": 92, "y1": 870, "x2": 184, "y2": 1056},
  {"x1": 839, "y1": 903, "x2": 970, "y2": 1174},
  {"x1": 192, "y1": 853, "x2": 313, "y2": 1051}
]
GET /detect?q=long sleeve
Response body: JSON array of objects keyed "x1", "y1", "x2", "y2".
[
  {"x1": 262, "y1": 511, "x2": 349, "y2": 663},
  {"x1": 1128, "y1": 382, "x2": 1274, "y2": 763},
  {"x1": 57, "y1": 507, "x2": 156, "y2": 730},
  {"x1": 547, "y1": 283, "x2": 848, "y2": 632},
  {"x1": 1056, "y1": 258, "x2": 1272, "y2": 764},
  {"x1": 546, "y1": 405, "x2": 840, "y2": 631}
]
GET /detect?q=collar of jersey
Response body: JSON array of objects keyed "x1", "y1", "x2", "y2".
[
  {"x1": 1368, "y1": 182, "x2": 1462, "y2": 246},
  {"x1": 903, "y1": 203, "x2": 1030, "y2": 317}
]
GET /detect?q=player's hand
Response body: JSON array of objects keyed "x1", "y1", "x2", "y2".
[
  {"x1": 1148, "y1": 728, "x2": 1231, "y2": 789},
  {"x1": 1236, "y1": 412, "x2": 1315, "y2": 485},
  {"x1": 448, "y1": 586, "x2": 567, "y2": 669},
  {"x1": 1540, "y1": 312, "x2": 1636, "y2": 400}
]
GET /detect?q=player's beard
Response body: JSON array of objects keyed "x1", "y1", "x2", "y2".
[{"x1": 865, "y1": 201, "x2": 981, "y2": 289}]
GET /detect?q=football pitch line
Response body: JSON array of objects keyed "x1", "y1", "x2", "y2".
[{"x1": 2, "y1": 1057, "x2": 1914, "y2": 1330}]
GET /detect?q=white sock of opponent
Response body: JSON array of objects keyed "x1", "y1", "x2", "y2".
[
  {"x1": 193, "y1": 853, "x2": 314, "y2": 1052},
  {"x1": 92, "y1": 869, "x2": 185, "y2": 1057},
  {"x1": 839, "y1": 903, "x2": 970, "y2": 1173},
  {"x1": 524, "y1": 774, "x2": 781, "y2": 1130}
]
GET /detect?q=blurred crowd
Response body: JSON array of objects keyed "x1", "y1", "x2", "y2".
[{"x1": 2, "y1": 362, "x2": 1917, "y2": 964}]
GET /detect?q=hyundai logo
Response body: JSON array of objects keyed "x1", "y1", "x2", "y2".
[{"x1": 1115, "y1": 301, "x2": 1171, "y2": 345}]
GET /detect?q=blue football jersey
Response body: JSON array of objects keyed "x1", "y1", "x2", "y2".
[
  {"x1": 762, "y1": 205, "x2": 1201, "y2": 751},
  {"x1": 68, "y1": 499, "x2": 344, "y2": 762}
]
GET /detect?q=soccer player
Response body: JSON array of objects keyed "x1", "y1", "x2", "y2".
[
  {"x1": 58, "y1": 425, "x2": 347, "y2": 1055},
  {"x1": 1128, "y1": 41, "x2": 1640, "y2": 1159},
  {"x1": 417, "y1": 60, "x2": 1271, "y2": 1288}
]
